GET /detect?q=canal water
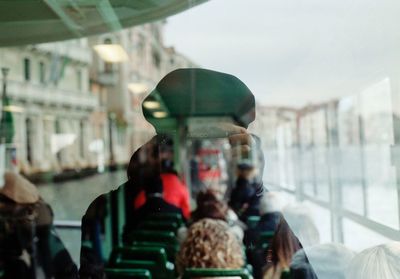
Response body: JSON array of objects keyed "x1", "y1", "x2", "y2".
[{"x1": 38, "y1": 169, "x2": 127, "y2": 265}]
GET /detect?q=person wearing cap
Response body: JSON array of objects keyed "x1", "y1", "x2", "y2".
[
  {"x1": 229, "y1": 159, "x2": 261, "y2": 222},
  {"x1": 79, "y1": 68, "x2": 262, "y2": 278},
  {"x1": 0, "y1": 171, "x2": 78, "y2": 279}
]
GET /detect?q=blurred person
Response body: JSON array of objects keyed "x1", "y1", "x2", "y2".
[
  {"x1": 264, "y1": 218, "x2": 302, "y2": 279},
  {"x1": 123, "y1": 173, "x2": 184, "y2": 237},
  {"x1": 345, "y1": 242, "x2": 400, "y2": 279},
  {"x1": 229, "y1": 160, "x2": 262, "y2": 222},
  {"x1": 178, "y1": 189, "x2": 244, "y2": 243},
  {"x1": 290, "y1": 243, "x2": 355, "y2": 279},
  {"x1": 133, "y1": 155, "x2": 191, "y2": 219},
  {"x1": 282, "y1": 204, "x2": 320, "y2": 247},
  {"x1": 190, "y1": 191, "x2": 228, "y2": 223},
  {"x1": 176, "y1": 218, "x2": 245, "y2": 275},
  {"x1": 244, "y1": 191, "x2": 283, "y2": 247},
  {"x1": 0, "y1": 171, "x2": 78, "y2": 279},
  {"x1": 243, "y1": 192, "x2": 283, "y2": 279}
]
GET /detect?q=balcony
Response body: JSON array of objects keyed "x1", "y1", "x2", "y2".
[
  {"x1": 35, "y1": 42, "x2": 92, "y2": 64},
  {"x1": 7, "y1": 80, "x2": 99, "y2": 109},
  {"x1": 96, "y1": 71, "x2": 119, "y2": 86}
]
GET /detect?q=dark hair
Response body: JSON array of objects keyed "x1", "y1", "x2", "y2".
[
  {"x1": 267, "y1": 217, "x2": 302, "y2": 269},
  {"x1": 191, "y1": 189, "x2": 228, "y2": 222},
  {"x1": 192, "y1": 199, "x2": 228, "y2": 223}
]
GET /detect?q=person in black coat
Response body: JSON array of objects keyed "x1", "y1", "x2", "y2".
[
  {"x1": 229, "y1": 161, "x2": 261, "y2": 222},
  {"x1": 243, "y1": 192, "x2": 283, "y2": 279}
]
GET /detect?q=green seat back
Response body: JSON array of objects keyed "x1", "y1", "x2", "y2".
[
  {"x1": 182, "y1": 268, "x2": 251, "y2": 279},
  {"x1": 246, "y1": 216, "x2": 260, "y2": 229},
  {"x1": 138, "y1": 220, "x2": 180, "y2": 233},
  {"x1": 258, "y1": 231, "x2": 275, "y2": 249},
  {"x1": 280, "y1": 269, "x2": 291, "y2": 279},
  {"x1": 108, "y1": 247, "x2": 174, "y2": 279},
  {"x1": 146, "y1": 213, "x2": 184, "y2": 226},
  {"x1": 104, "y1": 268, "x2": 152, "y2": 279},
  {"x1": 126, "y1": 230, "x2": 178, "y2": 245},
  {"x1": 132, "y1": 241, "x2": 179, "y2": 263}
]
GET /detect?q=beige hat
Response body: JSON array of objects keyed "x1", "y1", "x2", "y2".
[{"x1": 0, "y1": 171, "x2": 39, "y2": 204}]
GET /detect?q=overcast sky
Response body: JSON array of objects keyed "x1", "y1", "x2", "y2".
[{"x1": 163, "y1": 0, "x2": 400, "y2": 108}]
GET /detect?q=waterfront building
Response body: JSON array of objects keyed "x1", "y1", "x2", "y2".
[
  {"x1": 0, "y1": 39, "x2": 103, "y2": 175},
  {"x1": 89, "y1": 21, "x2": 196, "y2": 166},
  {"x1": 0, "y1": 21, "x2": 195, "y2": 175}
]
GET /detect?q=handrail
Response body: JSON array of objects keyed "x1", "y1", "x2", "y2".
[{"x1": 54, "y1": 220, "x2": 81, "y2": 230}]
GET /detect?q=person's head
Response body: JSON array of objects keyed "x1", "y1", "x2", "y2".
[
  {"x1": 236, "y1": 160, "x2": 255, "y2": 179},
  {"x1": 291, "y1": 243, "x2": 355, "y2": 279},
  {"x1": 176, "y1": 218, "x2": 244, "y2": 275},
  {"x1": 192, "y1": 198, "x2": 228, "y2": 223},
  {"x1": 259, "y1": 191, "x2": 283, "y2": 215},
  {"x1": 267, "y1": 217, "x2": 302, "y2": 269},
  {"x1": 282, "y1": 204, "x2": 320, "y2": 247},
  {"x1": 195, "y1": 189, "x2": 220, "y2": 204},
  {"x1": 346, "y1": 242, "x2": 400, "y2": 279}
]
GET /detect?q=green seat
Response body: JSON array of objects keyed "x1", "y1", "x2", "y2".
[
  {"x1": 126, "y1": 230, "x2": 178, "y2": 246},
  {"x1": 131, "y1": 241, "x2": 179, "y2": 263},
  {"x1": 138, "y1": 220, "x2": 180, "y2": 233},
  {"x1": 104, "y1": 268, "x2": 152, "y2": 279},
  {"x1": 182, "y1": 268, "x2": 251, "y2": 279},
  {"x1": 108, "y1": 246, "x2": 174, "y2": 279},
  {"x1": 258, "y1": 231, "x2": 275, "y2": 249},
  {"x1": 246, "y1": 216, "x2": 260, "y2": 229},
  {"x1": 280, "y1": 269, "x2": 291, "y2": 279},
  {"x1": 146, "y1": 213, "x2": 184, "y2": 226}
]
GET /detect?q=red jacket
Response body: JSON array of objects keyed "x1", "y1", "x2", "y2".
[{"x1": 134, "y1": 173, "x2": 191, "y2": 219}]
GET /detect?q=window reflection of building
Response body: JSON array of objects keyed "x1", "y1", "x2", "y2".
[{"x1": 251, "y1": 79, "x2": 400, "y2": 250}]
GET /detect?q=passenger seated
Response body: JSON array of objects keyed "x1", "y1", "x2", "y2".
[
  {"x1": 123, "y1": 174, "x2": 184, "y2": 236},
  {"x1": 0, "y1": 171, "x2": 78, "y2": 279},
  {"x1": 176, "y1": 218, "x2": 244, "y2": 275},
  {"x1": 263, "y1": 218, "x2": 302, "y2": 279},
  {"x1": 178, "y1": 189, "x2": 244, "y2": 243},
  {"x1": 244, "y1": 191, "x2": 283, "y2": 248},
  {"x1": 229, "y1": 160, "x2": 261, "y2": 222},
  {"x1": 133, "y1": 156, "x2": 191, "y2": 219},
  {"x1": 290, "y1": 243, "x2": 355, "y2": 279},
  {"x1": 345, "y1": 242, "x2": 400, "y2": 279},
  {"x1": 243, "y1": 192, "x2": 283, "y2": 279}
]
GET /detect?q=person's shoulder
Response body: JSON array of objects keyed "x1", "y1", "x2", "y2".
[{"x1": 83, "y1": 182, "x2": 127, "y2": 218}]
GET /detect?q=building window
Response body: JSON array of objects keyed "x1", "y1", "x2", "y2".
[
  {"x1": 152, "y1": 50, "x2": 161, "y2": 68},
  {"x1": 103, "y1": 38, "x2": 113, "y2": 73},
  {"x1": 24, "y1": 58, "x2": 30, "y2": 81},
  {"x1": 39, "y1": 61, "x2": 45, "y2": 84},
  {"x1": 80, "y1": 120, "x2": 85, "y2": 158},
  {"x1": 26, "y1": 118, "x2": 33, "y2": 164},
  {"x1": 76, "y1": 69, "x2": 82, "y2": 91}
]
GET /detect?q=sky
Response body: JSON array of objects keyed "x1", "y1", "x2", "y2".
[{"x1": 163, "y1": 0, "x2": 400, "y2": 108}]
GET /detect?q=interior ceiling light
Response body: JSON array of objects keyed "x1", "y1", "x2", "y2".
[
  {"x1": 143, "y1": 101, "x2": 160, "y2": 109},
  {"x1": 153, "y1": 111, "x2": 167, "y2": 118},
  {"x1": 128, "y1": 82, "x2": 148, "y2": 93},
  {"x1": 93, "y1": 44, "x2": 129, "y2": 63}
]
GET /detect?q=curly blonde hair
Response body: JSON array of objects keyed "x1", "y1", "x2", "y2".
[{"x1": 176, "y1": 218, "x2": 244, "y2": 275}]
